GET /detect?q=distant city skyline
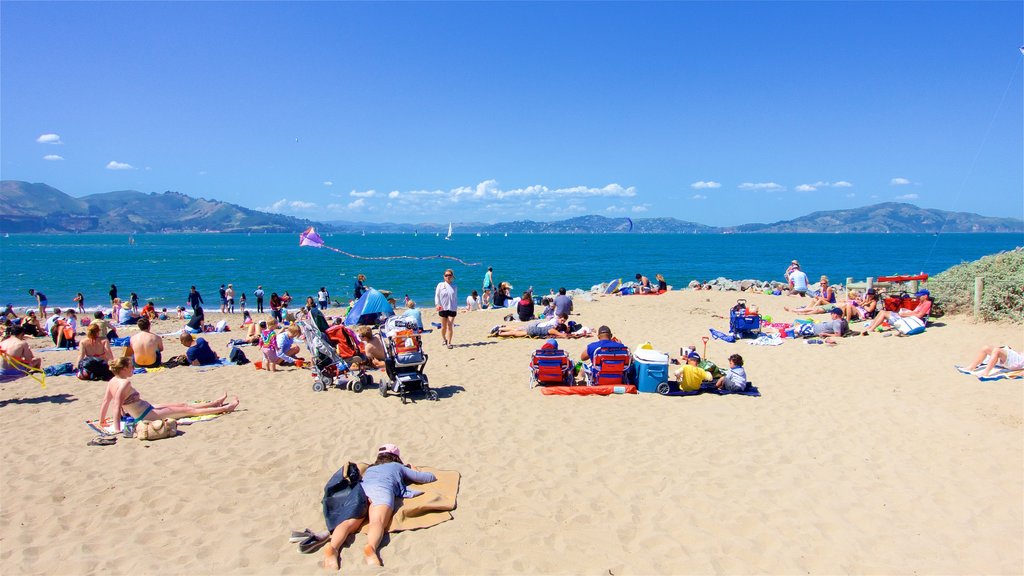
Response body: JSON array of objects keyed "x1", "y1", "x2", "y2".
[{"x1": 2, "y1": 2, "x2": 1021, "y2": 225}]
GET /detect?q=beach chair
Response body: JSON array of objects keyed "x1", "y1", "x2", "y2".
[
  {"x1": 582, "y1": 346, "x2": 632, "y2": 386},
  {"x1": 530, "y1": 348, "x2": 574, "y2": 388}
]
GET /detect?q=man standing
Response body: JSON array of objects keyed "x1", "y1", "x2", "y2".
[
  {"x1": 187, "y1": 286, "x2": 204, "y2": 311},
  {"x1": 109, "y1": 284, "x2": 118, "y2": 304},
  {"x1": 219, "y1": 284, "x2": 228, "y2": 313},
  {"x1": 254, "y1": 285, "x2": 265, "y2": 313},
  {"x1": 225, "y1": 284, "x2": 235, "y2": 314},
  {"x1": 27, "y1": 289, "x2": 47, "y2": 318},
  {"x1": 482, "y1": 266, "x2": 494, "y2": 304}
]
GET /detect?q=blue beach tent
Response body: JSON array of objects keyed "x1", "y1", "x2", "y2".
[{"x1": 344, "y1": 288, "x2": 394, "y2": 326}]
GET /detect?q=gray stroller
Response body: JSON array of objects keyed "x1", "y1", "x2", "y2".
[{"x1": 297, "y1": 320, "x2": 373, "y2": 393}]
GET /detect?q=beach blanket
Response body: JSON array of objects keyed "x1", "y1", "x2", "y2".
[
  {"x1": 86, "y1": 412, "x2": 225, "y2": 435},
  {"x1": 748, "y1": 334, "x2": 784, "y2": 346},
  {"x1": 540, "y1": 385, "x2": 637, "y2": 395},
  {"x1": 662, "y1": 381, "x2": 761, "y2": 397},
  {"x1": 353, "y1": 464, "x2": 460, "y2": 533},
  {"x1": 954, "y1": 365, "x2": 1024, "y2": 381},
  {"x1": 38, "y1": 346, "x2": 76, "y2": 353}
]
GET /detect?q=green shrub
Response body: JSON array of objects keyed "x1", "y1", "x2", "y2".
[{"x1": 929, "y1": 248, "x2": 1024, "y2": 323}]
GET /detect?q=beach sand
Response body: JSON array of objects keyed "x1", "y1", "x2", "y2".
[{"x1": 1, "y1": 289, "x2": 1021, "y2": 575}]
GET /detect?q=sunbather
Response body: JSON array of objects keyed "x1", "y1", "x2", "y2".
[
  {"x1": 351, "y1": 444, "x2": 436, "y2": 568},
  {"x1": 864, "y1": 289, "x2": 932, "y2": 334},
  {"x1": 97, "y1": 357, "x2": 239, "y2": 434},
  {"x1": 0, "y1": 326, "x2": 41, "y2": 373},
  {"x1": 490, "y1": 314, "x2": 579, "y2": 339},
  {"x1": 128, "y1": 317, "x2": 164, "y2": 368},
  {"x1": 841, "y1": 288, "x2": 879, "y2": 321},
  {"x1": 962, "y1": 345, "x2": 1024, "y2": 377},
  {"x1": 355, "y1": 326, "x2": 386, "y2": 368}
]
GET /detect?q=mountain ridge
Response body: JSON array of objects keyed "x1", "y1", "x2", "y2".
[{"x1": 1, "y1": 181, "x2": 1021, "y2": 234}]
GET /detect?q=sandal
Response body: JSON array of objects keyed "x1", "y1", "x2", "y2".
[{"x1": 87, "y1": 436, "x2": 116, "y2": 447}]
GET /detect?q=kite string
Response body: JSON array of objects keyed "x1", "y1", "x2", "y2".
[{"x1": 320, "y1": 244, "x2": 480, "y2": 267}]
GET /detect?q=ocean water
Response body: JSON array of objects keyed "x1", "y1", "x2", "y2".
[{"x1": 0, "y1": 232, "x2": 1020, "y2": 311}]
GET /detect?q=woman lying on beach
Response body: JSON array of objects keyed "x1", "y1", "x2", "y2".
[
  {"x1": 961, "y1": 345, "x2": 1024, "y2": 377},
  {"x1": 322, "y1": 444, "x2": 436, "y2": 570},
  {"x1": 489, "y1": 314, "x2": 581, "y2": 339},
  {"x1": 98, "y1": 357, "x2": 239, "y2": 434}
]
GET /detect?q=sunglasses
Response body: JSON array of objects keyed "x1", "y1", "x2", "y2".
[{"x1": 444, "y1": 273, "x2": 454, "y2": 277}]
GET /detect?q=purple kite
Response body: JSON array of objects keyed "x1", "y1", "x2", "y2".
[{"x1": 299, "y1": 227, "x2": 480, "y2": 266}]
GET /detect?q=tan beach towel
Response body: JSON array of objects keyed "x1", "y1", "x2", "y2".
[{"x1": 355, "y1": 464, "x2": 460, "y2": 533}]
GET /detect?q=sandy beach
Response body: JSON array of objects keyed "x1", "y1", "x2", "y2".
[{"x1": 1, "y1": 288, "x2": 1021, "y2": 575}]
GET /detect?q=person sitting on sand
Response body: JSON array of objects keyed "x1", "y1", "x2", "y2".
[
  {"x1": 788, "y1": 264, "x2": 809, "y2": 296},
  {"x1": 635, "y1": 273, "x2": 653, "y2": 293},
  {"x1": 180, "y1": 332, "x2": 220, "y2": 366},
  {"x1": 490, "y1": 314, "x2": 579, "y2": 339},
  {"x1": 77, "y1": 323, "x2": 114, "y2": 365},
  {"x1": 20, "y1": 310, "x2": 44, "y2": 337},
  {"x1": 581, "y1": 325, "x2": 626, "y2": 361},
  {"x1": 464, "y1": 291, "x2": 481, "y2": 312},
  {"x1": 841, "y1": 288, "x2": 879, "y2": 322},
  {"x1": 271, "y1": 324, "x2": 303, "y2": 365},
  {"x1": 98, "y1": 357, "x2": 239, "y2": 434},
  {"x1": 348, "y1": 444, "x2": 436, "y2": 565},
  {"x1": 141, "y1": 301, "x2": 158, "y2": 319},
  {"x1": 864, "y1": 289, "x2": 932, "y2": 334},
  {"x1": 516, "y1": 291, "x2": 535, "y2": 321},
  {"x1": 715, "y1": 354, "x2": 748, "y2": 392},
  {"x1": 128, "y1": 317, "x2": 164, "y2": 368},
  {"x1": 655, "y1": 274, "x2": 668, "y2": 293},
  {"x1": 118, "y1": 301, "x2": 140, "y2": 326},
  {"x1": 355, "y1": 326, "x2": 387, "y2": 368},
  {"x1": 674, "y1": 351, "x2": 714, "y2": 392},
  {"x1": 0, "y1": 326, "x2": 42, "y2": 373},
  {"x1": 492, "y1": 282, "x2": 512, "y2": 308},
  {"x1": 184, "y1": 305, "x2": 205, "y2": 334},
  {"x1": 961, "y1": 345, "x2": 1024, "y2": 377},
  {"x1": 805, "y1": 276, "x2": 836, "y2": 308}
]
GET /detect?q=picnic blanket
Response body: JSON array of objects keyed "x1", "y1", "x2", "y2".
[
  {"x1": 354, "y1": 464, "x2": 460, "y2": 533},
  {"x1": 954, "y1": 365, "x2": 1024, "y2": 381},
  {"x1": 663, "y1": 381, "x2": 761, "y2": 397}
]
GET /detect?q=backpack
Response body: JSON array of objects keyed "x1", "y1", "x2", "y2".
[
  {"x1": 78, "y1": 357, "x2": 114, "y2": 381},
  {"x1": 228, "y1": 346, "x2": 250, "y2": 365}
]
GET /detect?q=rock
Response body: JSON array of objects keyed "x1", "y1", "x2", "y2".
[
  {"x1": 688, "y1": 280, "x2": 701, "y2": 289},
  {"x1": 739, "y1": 280, "x2": 755, "y2": 291}
]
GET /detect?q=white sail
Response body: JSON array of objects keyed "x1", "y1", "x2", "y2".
[{"x1": 445, "y1": 222, "x2": 453, "y2": 240}]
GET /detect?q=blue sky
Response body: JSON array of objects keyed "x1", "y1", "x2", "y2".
[{"x1": 2, "y1": 1, "x2": 1021, "y2": 225}]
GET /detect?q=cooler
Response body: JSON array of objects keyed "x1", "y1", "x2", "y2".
[{"x1": 632, "y1": 348, "x2": 670, "y2": 393}]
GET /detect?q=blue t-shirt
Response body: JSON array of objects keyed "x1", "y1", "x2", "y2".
[
  {"x1": 586, "y1": 339, "x2": 626, "y2": 360},
  {"x1": 186, "y1": 337, "x2": 218, "y2": 365}
]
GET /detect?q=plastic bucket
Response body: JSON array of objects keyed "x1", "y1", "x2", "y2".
[{"x1": 254, "y1": 360, "x2": 263, "y2": 370}]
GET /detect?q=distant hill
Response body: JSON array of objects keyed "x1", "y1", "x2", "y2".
[
  {"x1": 2, "y1": 181, "x2": 1021, "y2": 234},
  {"x1": 729, "y1": 202, "x2": 1024, "y2": 233},
  {"x1": 0, "y1": 181, "x2": 317, "y2": 233}
]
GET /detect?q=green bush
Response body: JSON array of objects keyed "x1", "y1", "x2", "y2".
[{"x1": 929, "y1": 248, "x2": 1024, "y2": 323}]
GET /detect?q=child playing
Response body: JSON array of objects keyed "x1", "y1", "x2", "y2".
[{"x1": 715, "y1": 354, "x2": 748, "y2": 392}]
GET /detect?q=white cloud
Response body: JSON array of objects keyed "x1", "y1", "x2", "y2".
[
  {"x1": 388, "y1": 191, "x2": 400, "y2": 199},
  {"x1": 605, "y1": 205, "x2": 626, "y2": 213},
  {"x1": 895, "y1": 193, "x2": 919, "y2": 200},
  {"x1": 260, "y1": 198, "x2": 317, "y2": 212},
  {"x1": 105, "y1": 160, "x2": 134, "y2": 170},
  {"x1": 327, "y1": 203, "x2": 344, "y2": 210},
  {"x1": 350, "y1": 189, "x2": 377, "y2": 198},
  {"x1": 348, "y1": 198, "x2": 366, "y2": 209},
  {"x1": 691, "y1": 194, "x2": 707, "y2": 200},
  {"x1": 890, "y1": 177, "x2": 912, "y2": 185},
  {"x1": 845, "y1": 193, "x2": 856, "y2": 198},
  {"x1": 290, "y1": 200, "x2": 316, "y2": 209},
  {"x1": 739, "y1": 182, "x2": 785, "y2": 192},
  {"x1": 43, "y1": 154, "x2": 64, "y2": 161},
  {"x1": 198, "y1": 170, "x2": 207, "y2": 176},
  {"x1": 631, "y1": 204, "x2": 649, "y2": 213},
  {"x1": 795, "y1": 184, "x2": 817, "y2": 192},
  {"x1": 323, "y1": 181, "x2": 333, "y2": 187},
  {"x1": 36, "y1": 133, "x2": 62, "y2": 144},
  {"x1": 833, "y1": 181, "x2": 853, "y2": 187},
  {"x1": 690, "y1": 181, "x2": 721, "y2": 190}
]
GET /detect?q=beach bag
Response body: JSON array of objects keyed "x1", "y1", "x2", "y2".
[
  {"x1": 322, "y1": 462, "x2": 368, "y2": 532},
  {"x1": 78, "y1": 357, "x2": 114, "y2": 381},
  {"x1": 228, "y1": 346, "x2": 250, "y2": 365},
  {"x1": 136, "y1": 418, "x2": 178, "y2": 441},
  {"x1": 894, "y1": 316, "x2": 926, "y2": 336}
]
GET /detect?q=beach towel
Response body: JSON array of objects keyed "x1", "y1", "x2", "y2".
[
  {"x1": 352, "y1": 464, "x2": 461, "y2": 533},
  {"x1": 662, "y1": 381, "x2": 761, "y2": 397},
  {"x1": 38, "y1": 346, "x2": 76, "y2": 353},
  {"x1": 954, "y1": 365, "x2": 1024, "y2": 381},
  {"x1": 86, "y1": 412, "x2": 225, "y2": 435},
  {"x1": 748, "y1": 334, "x2": 784, "y2": 346},
  {"x1": 540, "y1": 385, "x2": 637, "y2": 395},
  {"x1": 709, "y1": 328, "x2": 736, "y2": 343}
]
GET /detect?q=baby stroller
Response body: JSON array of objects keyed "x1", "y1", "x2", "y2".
[
  {"x1": 298, "y1": 321, "x2": 373, "y2": 393},
  {"x1": 530, "y1": 345, "x2": 574, "y2": 388},
  {"x1": 378, "y1": 329, "x2": 437, "y2": 403},
  {"x1": 729, "y1": 299, "x2": 761, "y2": 339}
]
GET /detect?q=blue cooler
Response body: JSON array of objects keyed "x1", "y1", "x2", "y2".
[{"x1": 632, "y1": 348, "x2": 670, "y2": 393}]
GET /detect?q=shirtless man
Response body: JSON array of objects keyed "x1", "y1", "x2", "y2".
[
  {"x1": 635, "y1": 273, "x2": 653, "y2": 294},
  {"x1": 0, "y1": 326, "x2": 42, "y2": 371},
  {"x1": 356, "y1": 326, "x2": 386, "y2": 368},
  {"x1": 128, "y1": 317, "x2": 164, "y2": 367}
]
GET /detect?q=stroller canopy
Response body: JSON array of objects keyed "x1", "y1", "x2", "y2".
[{"x1": 345, "y1": 288, "x2": 394, "y2": 326}]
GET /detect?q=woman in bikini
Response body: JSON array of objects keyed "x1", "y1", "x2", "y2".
[
  {"x1": 97, "y1": 357, "x2": 239, "y2": 434},
  {"x1": 786, "y1": 276, "x2": 837, "y2": 314}
]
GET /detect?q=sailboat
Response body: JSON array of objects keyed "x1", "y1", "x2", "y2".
[
  {"x1": 444, "y1": 222, "x2": 452, "y2": 240},
  {"x1": 475, "y1": 232, "x2": 481, "y2": 237}
]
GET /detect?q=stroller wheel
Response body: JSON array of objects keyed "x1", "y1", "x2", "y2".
[
  {"x1": 352, "y1": 379, "x2": 363, "y2": 393},
  {"x1": 656, "y1": 382, "x2": 671, "y2": 395},
  {"x1": 429, "y1": 390, "x2": 439, "y2": 401},
  {"x1": 313, "y1": 380, "x2": 325, "y2": 392},
  {"x1": 378, "y1": 379, "x2": 388, "y2": 397}
]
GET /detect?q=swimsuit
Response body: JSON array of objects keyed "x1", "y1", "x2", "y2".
[{"x1": 133, "y1": 351, "x2": 162, "y2": 368}]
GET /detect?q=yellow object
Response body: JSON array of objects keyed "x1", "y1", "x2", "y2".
[
  {"x1": 636, "y1": 341, "x2": 654, "y2": 351},
  {"x1": 674, "y1": 365, "x2": 711, "y2": 391},
  {"x1": 0, "y1": 352, "x2": 45, "y2": 388}
]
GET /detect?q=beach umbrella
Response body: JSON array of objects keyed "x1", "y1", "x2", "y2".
[{"x1": 345, "y1": 288, "x2": 394, "y2": 326}]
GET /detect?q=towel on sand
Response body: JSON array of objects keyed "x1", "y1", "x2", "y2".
[
  {"x1": 664, "y1": 381, "x2": 761, "y2": 397},
  {"x1": 955, "y1": 365, "x2": 1024, "y2": 381},
  {"x1": 355, "y1": 464, "x2": 460, "y2": 533}
]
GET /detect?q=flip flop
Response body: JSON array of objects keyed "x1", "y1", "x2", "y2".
[
  {"x1": 87, "y1": 436, "x2": 116, "y2": 447},
  {"x1": 290, "y1": 528, "x2": 315, "y2": 543},
  {"x1": 298, "y1": 532, "x2": 331, "y2": 554}
]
